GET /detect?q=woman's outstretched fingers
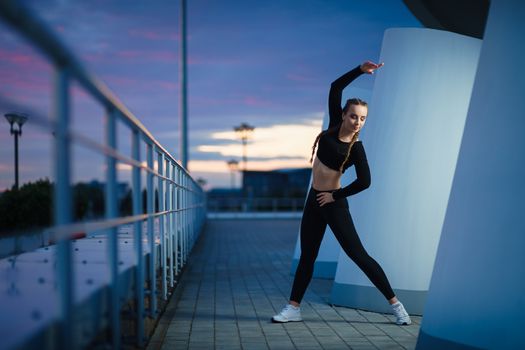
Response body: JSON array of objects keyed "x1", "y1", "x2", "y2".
[
  {"x1": 361, "y1": 61, "x2": 384, "y2": 74},
  {"x1": 369, "y1": 62, "x2": 384, "y2": 74}
]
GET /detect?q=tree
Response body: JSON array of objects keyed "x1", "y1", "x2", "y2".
[{"x1": 0, "y1": 179, "x2": 53, "y2": 235}]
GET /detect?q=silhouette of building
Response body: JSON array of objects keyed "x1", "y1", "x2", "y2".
[{"x1": 242, "y1": 168, "x2": 311, "y2": 198}]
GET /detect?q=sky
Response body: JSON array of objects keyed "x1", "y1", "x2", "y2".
[{"x1": 0, "y1": 0, "x2": 421, "y2": 190}]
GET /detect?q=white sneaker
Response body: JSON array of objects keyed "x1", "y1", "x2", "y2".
[
  {"x1": 391, "y1": 301, "x2": 412, "y2": 325},
  {"x1": 271, "y1": 304, "x2": 302, "y2": 323}
]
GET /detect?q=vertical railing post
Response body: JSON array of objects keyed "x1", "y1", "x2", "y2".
[
  {"x1": 188, "y1": 182, "x2": 191, "y2": 251},
  {"x1": 188, "y1": 177, "x2": 191, "y2": 255},
  {"x1": 131, "y1": 130, "x2": 144, "y2": 346},
  {"x1": 157, "y1": 153, "x2": 167, "y2": 300},
  {"x1": 202, "y1": 191, "x2": 205, "y2": 230},
  {"x1": 190, "y1": 181, "x2": 193, "y2": 249},
  {"x1": 177, "y1": 169, "x2": 184, "y2": 270},
  {"x1": 195, "y1": 186, "x2": 198, "y2": 242},
  {"x1": 146, "y1": 143, "x2": 156, "y2": 317},
  {"x1": 183, "y1": 173, "x2": 188, "y2": 263},
  {"x1": 105, "y1": 108, "x2": 120, "y2": 349},
  {"x1": 195, "y1": 187, "x2": 198, "y2": 244},
  {"x1": 191, "y1": 183, "x2": 195, "y2": 249},
  {"x1": 195, "y1": 186, "x2": 198, "y2": 244},
  {"x1": 174, "y1": 165, "x2": 180, "y2": 275},
  {"x1": 54, "y1": 67, "x2": 74, "y2": 350},
  {"x1": 178, "y1": 170, "x2": 184, "y2": 266},
  {"x1": 184, "y1": 173, "x2": 187, "y2": 260},
  {"x1": 174, "y1": 163, "x2": 179, "y2": 280},
  {"x1": 196, "y1": 189, "x2": 200, "y2": 233},
  {"x1": 195, "y1": 189, "x2": 199, "y2": 235},
  {"x1": 167, "y1": 161, "x2": 174, "y2": 287}
]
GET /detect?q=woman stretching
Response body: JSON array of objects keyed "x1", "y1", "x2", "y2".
[{"x1": 272, "y1": 60, "x2": 411, "y2": 325}]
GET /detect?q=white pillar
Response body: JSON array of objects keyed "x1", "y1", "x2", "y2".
[
  {"x1": 291, "y1": 87, "x2": 372, "y2": 280},
  {"x1": 330, "y1": 27, "x2": 481, "y2": 314},
  {"x1": 417, "y1": 1, "x2": 525, "y2": 348}
]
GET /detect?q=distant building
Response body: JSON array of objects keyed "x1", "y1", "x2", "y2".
[
  {"x1": 242, "y1": 168, "x2": 311, "y2": 198},
  {"x1": 206, "y1": 188, "x2": 243, "y2": 199},
  {"x1": 206, "y1": 168, "x2": 311, "y2": 212},
  {"x1": 205, "y1": 188, "x2": 243, "y2": 212}
]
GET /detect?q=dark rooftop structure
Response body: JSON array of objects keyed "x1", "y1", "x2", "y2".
[{"x1": 403, "y1": 0, "x2": 490, "y2": 38}]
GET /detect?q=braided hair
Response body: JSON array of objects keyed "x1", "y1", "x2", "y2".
[{"x1": 310, "y1": 98, "x2": 368, "y2": 172}]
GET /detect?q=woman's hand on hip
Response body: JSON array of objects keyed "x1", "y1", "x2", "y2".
[
  {"x1": 360, "y1": 61, "x2": 384, "y2": 74},
  {"x1": 316, "y1": 192, "x2": 335, "y2": 207}
]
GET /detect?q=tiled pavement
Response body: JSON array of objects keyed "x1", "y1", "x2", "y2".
[{"x1": 147, "y1": 219, "x2": 421, "y2": 350}]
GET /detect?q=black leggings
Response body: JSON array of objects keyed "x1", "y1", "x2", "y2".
[{"x1": 290, "y1": 187, "x2": 396, "y2": 303}]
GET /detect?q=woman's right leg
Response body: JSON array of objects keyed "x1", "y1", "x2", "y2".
[{"x1": 289, "y1": 188, "x2": 328, "y2": 304}]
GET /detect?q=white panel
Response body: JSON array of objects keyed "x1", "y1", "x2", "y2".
[{"x1": 333, "y1": 27, "x2": 481, "y2": 295}]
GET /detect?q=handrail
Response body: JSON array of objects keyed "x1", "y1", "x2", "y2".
[
  {"x1": 0, "y1": 97, "x2": 199, "y2": 194},
  {"x1": 0, "y1": 1, "x2": 206, "y2": 349}
]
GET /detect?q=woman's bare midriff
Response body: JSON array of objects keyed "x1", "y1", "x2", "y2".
[{"x1": 312, "y1": 156, "x2": 342, "y2": 191}]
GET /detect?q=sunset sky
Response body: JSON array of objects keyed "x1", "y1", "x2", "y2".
[{"x1": 0, "y1": 0, "x2": 421, "y2": 190}]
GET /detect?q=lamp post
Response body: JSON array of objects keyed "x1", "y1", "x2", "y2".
[
  {"x1": 179, "y1": 0, "x2": 188, "y2": 168},
  {"x1": 233, "y1": 123, "x2": 254, "y2": 171},
  {"x1": 226, "y1": 159, "x2": 239, "y2": 188},
  {"x1": 4, "y1": 112, "x2": 28, "y2": 190},
  {"x1": 196, "y1": 177, "x2": 207, "y2": 189}
]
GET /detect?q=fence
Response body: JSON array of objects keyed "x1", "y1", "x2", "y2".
[{"x1": 0, "y1": 1, "x2": 206, "y2": 348}]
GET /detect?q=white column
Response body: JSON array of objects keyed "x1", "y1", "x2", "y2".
[
  {"x1": 417, "y1": 1, "x2": 525, "y2": 349},
  {"x1": 330, "y1": 27, "x2": 481, "y2": 314}
]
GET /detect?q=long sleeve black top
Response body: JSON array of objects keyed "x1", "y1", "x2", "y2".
[{"x1": 318, "y1": 65, "x2": 371, "y2": 200}]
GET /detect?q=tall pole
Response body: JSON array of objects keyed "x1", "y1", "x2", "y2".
[
  {"x1": 234, "y1": 123, "x2": 254, "y2": 171},
  {"x1": 179, "y1": 0, "x2": 188, "y2": 168},
  {"x1": 227, "y1": 159, "x2": 239, "y2": 188},
  {"x1": 14, "y1": 131, "x2": 19, "y2": 190},
  {"x1": 242, "y1": 138, "x2": 247, "y2": 171},
  {"x1": 4, "y1": 112, "x2": 27, "y2": 190}
]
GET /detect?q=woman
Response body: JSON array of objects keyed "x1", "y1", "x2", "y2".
[{"x1": 272, "y1": 60, "x2": 411, "y2": 325}]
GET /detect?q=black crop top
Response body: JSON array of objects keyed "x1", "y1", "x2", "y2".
[{"x1": 315, "y1": 65, "x2": 371, "y2": 200}]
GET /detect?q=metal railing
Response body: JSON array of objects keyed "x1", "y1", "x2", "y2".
[{"x1": 0, "y1": 1, "x2": 206, "y2": 349}]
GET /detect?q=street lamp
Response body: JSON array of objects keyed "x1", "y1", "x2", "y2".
[
  {"x1": 233, "y1": 122, "x2": 254, "y2": 171},
  {"x1": 226, "y1": 159, "x2": 239, "y2": 188},
  {"x1": 4, "y1": 112, "x2": 28, "y2": 190},
  {"x1": 196, "y1": 177, "x2": 207, "y2": 189}
]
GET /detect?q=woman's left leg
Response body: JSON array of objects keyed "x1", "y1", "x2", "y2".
[
  {"x1": 315, "y1": 200, "x2": 411, "y2": 325},
  {"x1": 322, "y1": 202, "x2": 395, "y2": 301}
]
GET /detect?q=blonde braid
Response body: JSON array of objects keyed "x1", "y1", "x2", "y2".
[
  {"x1": 339, "y1": 130, "x2": 360, "y2": 172},
  {"x1": 309, "y1": 124, "x2": 341, "y2": 163},
  {"x1": 309, "y1": 132, "x2": 323, "y2": 163}
]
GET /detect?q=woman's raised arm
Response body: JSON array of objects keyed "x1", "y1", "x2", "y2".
[{"x1": 327, "y1": 61, "x2": 384, "y2": 129}]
